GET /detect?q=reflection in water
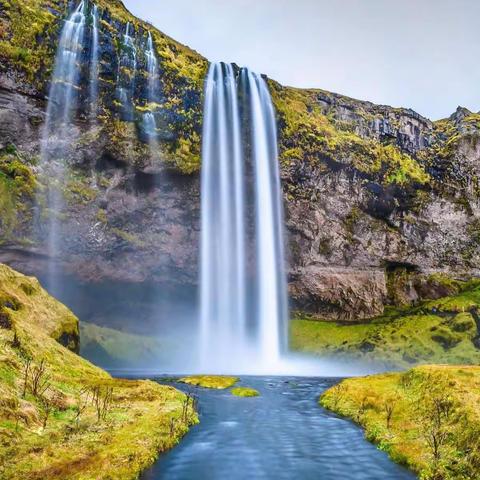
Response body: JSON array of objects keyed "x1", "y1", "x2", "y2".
[{"x1": 141, "y1": 376, "x2": 415, "y2": 480}]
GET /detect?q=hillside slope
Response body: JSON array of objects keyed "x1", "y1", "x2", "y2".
[
  {"x1": 321, "y1": 366, "x2": 480, "y2": 479},
  {"x1": 0, "y1": 264, "x2": 196, "y2": 480}
]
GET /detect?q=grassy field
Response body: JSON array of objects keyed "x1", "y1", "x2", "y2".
[
  {"x1": 291, "y1": 280, "x2": 480, "y2": 368},
  {"x1": 320, "y1": 365, "x2": 480, "y2": 479},
  {"x1": 0, "y1": 264, "x2": 197, "y2": 480}
]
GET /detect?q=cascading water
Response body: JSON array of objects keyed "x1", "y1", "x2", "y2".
[
  {"x1": 200, "y1": 62, "x2": 288, "y2": 372},
  {"x1": 244, "y1": 69, "x2": 289, "y2": 364},
  {"x1": 143, "y1": 31, "x2": 158, "y2": 139},
  {"x1": 116, "y1": 22, "x2": 137, "y2": 119},
  {"x1": 40, "y1": 1, "x2": 86, "y2": 295},
  {"x1": 89, "y1": 4, "x2": 99, "y2": 118}
]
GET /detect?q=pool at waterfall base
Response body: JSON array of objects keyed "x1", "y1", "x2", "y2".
[{"x1": 138, "y1": 376, "x2": 415, "y2": 480}]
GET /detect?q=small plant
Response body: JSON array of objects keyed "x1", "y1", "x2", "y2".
[
  {"x1": 21, "y1": 357, "x2": 32, "y2": 398},
  {"x1": 384, "y1": 397, "x2": 397, "y2": 430},
  {"x1": 29, "y1": 359, "x2": 51, "y2": 398},
  {"x1": 90, "y1": 384, "x2": 114, "y2": 422},
  {"x1": 73, "y1": 387, "x2": 91, "y2": 429}
]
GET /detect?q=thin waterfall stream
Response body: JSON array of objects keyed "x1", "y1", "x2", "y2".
[{"x1": 40, "y1": 1, "x2": 86, "y2": 296}]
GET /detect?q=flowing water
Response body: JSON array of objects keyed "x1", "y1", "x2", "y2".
[
  {"x1": 143, "y1": 31, "x2": 158, "y2": 139},
  {"x1": 140, "y1": 376, "x2": 416, "y2": 480},
  {"x1": 40, "y1": 1, "x2": 86, "y2": 296},
  {"x1": 116, "y1": 21, "x2": 137, "y2": 119},
  {"x1": 200, "y1": 63, "x2": 288, "y2": 373},
  {"x1": 89, "y1": 4, "x2": 99, "y2": 118}
]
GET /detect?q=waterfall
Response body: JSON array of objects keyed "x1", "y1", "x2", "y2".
[
  {"x1": 244, "y1": 69, "x2": 289, "y2": 363},
  {"x1": 40, "y1": 1, "x2": 86, "y2": 295},
  {"x1": 89, "y1": 4, "x2": 99, "y2": 118},
  {"x1": 143, "y1": 31, "x2": 158, "y2": 139},
  {"x1": 44, "y1": 1, "x2": 86, "y2": 129},
  {"x1": 200, "y1": 62, "x2": 288, "y2": 372},
  {"x1": 116, "y1": 22, "x2": 137, "y2": 119}
]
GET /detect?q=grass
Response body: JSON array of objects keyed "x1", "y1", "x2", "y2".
[
  {"x1": 291, "y1": 281, "x2": 480, "y2": 368},
  {"x1": 0, "y1": 264, "x2": 197, "y2": 480},
  {"x1": 80, "y1": 322, "x2": 172, "y2": 369},
  {"x1": 320, "y1": 365, "x2": 480, "y2": 479},
  {"x1": 179, "y1": 375, "x2": 238, "y2": 389},
  {"x1": 231, "y1": 387, "x2": 259, "y2": 398}
]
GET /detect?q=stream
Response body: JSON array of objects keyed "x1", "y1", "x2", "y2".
[{"x1": 139, "y1": 376, "x2": 415, "y2": 480}]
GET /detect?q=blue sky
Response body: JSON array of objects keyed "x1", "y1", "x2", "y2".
[{"x1": 123, "y1": 0, "x2": 480, "y2": 120}]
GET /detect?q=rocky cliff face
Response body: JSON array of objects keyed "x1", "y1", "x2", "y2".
[{"x1": 0, "y1": 0, "x2": 479, "y2": 327}]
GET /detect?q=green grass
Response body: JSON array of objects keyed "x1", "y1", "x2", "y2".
[
  {"x1": 291, "y1": 282, "x2": 480, "y2": 368},
  {"x1": 179, "y1": 375, "x2": 238, "y2": 389},
  {"x1": 231, "y1": 387, "x2": 260, "y2": 397},
  {"x1": 0, "y1": 264, "x2": 197, "y2": 480},
  {"x1": 320, "y1": 365, "x2": 480, "y2": 479},
  {"x1": 80, "y1": 322, "x2": 172, "y2": 368}
]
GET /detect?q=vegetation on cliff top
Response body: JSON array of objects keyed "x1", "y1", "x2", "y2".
[
  {"x1": 269, "y1": 82, "x2": 430, "y2": 187},
  {"x1": 291, "y1": 278, "x2": 480, "y2": 368},
  {"x1": 0, "y1": 264, "x2": 197, "y2": 480},
  {"x1": 321, "y1": 365, "x2": 480, "y2": 479}
]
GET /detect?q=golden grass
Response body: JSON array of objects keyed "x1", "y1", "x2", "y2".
[
  {"x1": 230, "y1": 387, "x2": 259, "y2": 398},
  {"x1": 321, "y1": 365, "x2": 480, "y2": 479},
  {"x1": 179, "y1": 375, "x2": 238, "y2": 389}
]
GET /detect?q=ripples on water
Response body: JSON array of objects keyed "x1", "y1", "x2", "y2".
[{"x1": 140, "y1": 376, "x2": 415, "y2": 480}]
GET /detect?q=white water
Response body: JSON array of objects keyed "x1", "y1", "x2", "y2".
[
  {"x1": 116, "y1": 22, "x2": 137, "y2": 118},
  {"x1": 89, "y1": 4, "x2": 99, "y2": 118},
  {"x1": 143, "y1": 31, "x2": 158, "y2": 139},
  {"x1": 200, "y1": 62, "x2": 288, "y2": 372},
  {"x1": 40, "y1": 1, "x2": 86, "y2": 295}
]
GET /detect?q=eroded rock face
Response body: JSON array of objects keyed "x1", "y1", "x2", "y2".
[
  {"x1": 289, "y1": 267, "x2": 387, "y2": 321},
  {"x1": 0, "y1": 1, "x2": 479, "y2": 326}
]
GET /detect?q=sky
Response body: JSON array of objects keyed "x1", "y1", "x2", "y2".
[{"x1": 123, "y1": 0, "x2": 480, "y2": 120}]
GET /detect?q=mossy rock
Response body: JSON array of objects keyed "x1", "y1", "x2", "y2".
[
  {"x1": 231, "y1": 387, "x2": 260, "y2": 398},
  {"x1": 179, "y1": 375, "x2": 238, "y2": 389}
]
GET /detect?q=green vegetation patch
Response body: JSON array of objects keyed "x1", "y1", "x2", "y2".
[
  {"x1": 0, "y1": 150, "x2": 36, "y2": 239},
  {"x1": 231, "y1": 387, "x2": 260, "y2": 397},
  {"x1": 179, "y1": 375, "x2": 238, "y2": 389},
  {"x1": 269, "y1": 82, "x2": 429, "y2": 187},
  {"x1": 291, "y1": 280, "x2": 480, "y2": 368},
  {"x1": 320, "y1": 365, "x2": 480, "y2": 479},
  {"x1": 0, "y1": 264, "x2": 197, "y2": 480},
  {"x1": 80, "y1": 322, "x2": 173, "y2": 368}
]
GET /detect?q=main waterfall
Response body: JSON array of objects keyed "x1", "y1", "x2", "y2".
[{"x1": 200, "y1": 62, "x2": 288, "y2": 372}]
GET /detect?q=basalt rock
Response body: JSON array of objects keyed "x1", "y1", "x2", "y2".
[{"x1": 0, "y1": 0, "x2": 479, "y2": 327}]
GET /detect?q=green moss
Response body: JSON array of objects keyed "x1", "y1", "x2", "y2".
[
  {"x1": 0, "y1": 0, "x2": 57, "y2": 80},
  {"x1": 0, "y1": 152, "x2": 36, "y2": 239},
  {"x1": 291, "y1": 281, "x2": 480, "y2": 367},
  {"x1": 320, "y1": 366, "x2": 480, "y2": 479},
  {"x1": 80, "y1": 322, "x2": 172, "y2": 368},
  {"x1": 179, "y1": 375, "x2": 238, "y2": 389},
  {"x1": 110, "y1": 228, "x2": 147, "y2": 249},
  {"x1": 269, "y1": 82, "x2": 429, "y2": 187},
  {"x1": 231, "y1": 387, "x2": 260, "y2": 397}
]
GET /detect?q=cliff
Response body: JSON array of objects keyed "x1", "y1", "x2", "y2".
[{"x1": 0, "y1": 0, "x2": 479, "y2": 328}]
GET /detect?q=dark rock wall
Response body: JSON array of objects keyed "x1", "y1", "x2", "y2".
[{"x1": 0, "y1": 0, "x2": 479, "y2": 327}]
